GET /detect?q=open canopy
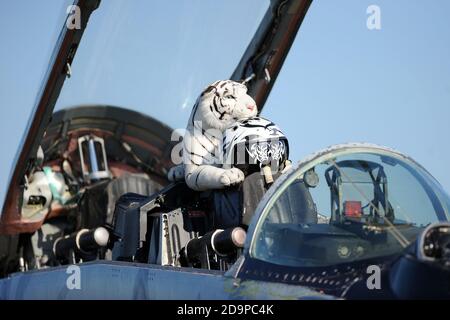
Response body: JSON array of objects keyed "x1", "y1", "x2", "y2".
[{"x1": 1, "y1": 0, "x2": 313, "y2": 233}]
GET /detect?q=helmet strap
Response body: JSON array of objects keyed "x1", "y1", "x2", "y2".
[{"x1": 262, "y1": 165, "x2": 274, "y2": 185}]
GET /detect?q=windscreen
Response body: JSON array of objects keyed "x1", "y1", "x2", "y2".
[{"x1": 252, "y1": 151, "x2": 450, "y2": 268}]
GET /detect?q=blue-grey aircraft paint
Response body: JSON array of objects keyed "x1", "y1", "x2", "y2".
[{"x1": 0, "y1": 260, "x2": 330, "y2": 300}]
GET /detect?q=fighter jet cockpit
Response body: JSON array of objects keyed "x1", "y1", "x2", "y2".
[
  {"x1": 250, "y1": 148, "x2": 450, "y2": 272},
  {"x1": 2, "y1": 0, "x2": 450, "y2": 300}
]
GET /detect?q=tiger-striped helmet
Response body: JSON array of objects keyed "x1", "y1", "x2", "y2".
[{"x1": 222, "y1": 117, "x2": 289, "y2": 175}]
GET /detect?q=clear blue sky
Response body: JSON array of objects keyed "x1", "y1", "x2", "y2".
[
  {"x1": 263, "y1": 0, "x2": 450, "y2": 194},
  {"x1": 1, "y1": 0, "x2": 449, "y2": 207}
]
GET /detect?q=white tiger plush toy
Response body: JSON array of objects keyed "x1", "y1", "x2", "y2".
[{"x1": 168, "y1": 80, "x2": 257, "y2": 191}]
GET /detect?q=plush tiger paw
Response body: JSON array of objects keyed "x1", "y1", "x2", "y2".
[
  {"x1": 219, "y1": 168, "x2": 245, "y2": 187},
  {"x1": 168, "y1": 164, "x2": 185, "y2": 182}
]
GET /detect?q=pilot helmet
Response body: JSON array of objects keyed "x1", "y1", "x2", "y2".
[{"x1": 222, "y1": 116, "x2": 289, "y2": 176}]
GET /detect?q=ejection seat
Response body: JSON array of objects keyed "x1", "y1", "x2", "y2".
[
  {"x1": 212, "y1": 171, "x2": 318, "y2": 227},
  {"x1": 108, "y1": 171, "x2": 292, "y2": 268}
]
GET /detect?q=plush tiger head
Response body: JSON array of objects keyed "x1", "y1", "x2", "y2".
[{"x1": 191, "y1": 80, "x2": 258, "y2": 131}]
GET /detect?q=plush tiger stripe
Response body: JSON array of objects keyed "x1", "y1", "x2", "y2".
[{"x1": 167, "y1": 80, "x2": 258, "y2": 191}]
